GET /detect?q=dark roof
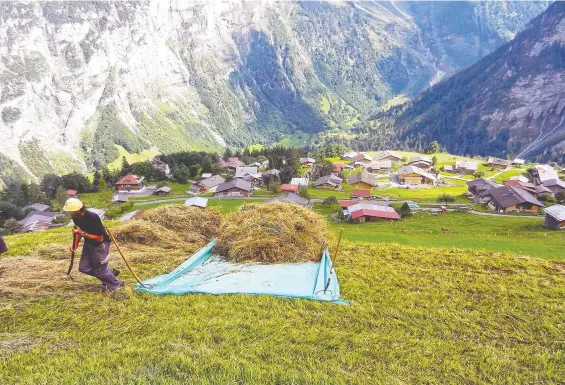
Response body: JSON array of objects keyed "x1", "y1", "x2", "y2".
[
  {"x1": 200, "y1": 175, "x2": 225, "y2": 189},
  {"x1": 467, "y1": 178, "x2": 500, "y2": 191},
  {"x1": 24, "y1": 203, "x2": 50, "y2": 212},
  {"x1": 216, "y1": 179, "x2": 252, "y2": 193},
  {"x1": 347, "y1": 171, "x2": 376, "y2": 186},
  {"x1": 410, "y1": 156, "x2": 432, "y2": 164},
  {"x1": 262, "y1": 169, "x2": 280, "y2": 177},
  {"x1": 265, "y1": 192, "x2": 309, "y2": 206},
  {"x1": 489, "y1": 186, "x2": 544, "y2": 209},
  {"x1": 487, "y1": 157, "x2": 511, "y2": 167},
  {"x1": 315, "y1": 175, "x2": 343, "y2": 187},
  {"x1": 18, "y1": 211, "x2": 57, "y2": 226}
]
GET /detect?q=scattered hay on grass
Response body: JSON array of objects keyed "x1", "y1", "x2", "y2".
[
  {"x1": 0, "y1": 258, "x2": 91, "y2": 298},
  {"x1": 33, "y1": 243, "x2": 71, "y2": 260},
  {"x1": 137, "y1": 205, "x2": 222, "y2": 239},
  {"x1": 216, "y1": 202, "x2": 329, "y2": 263}
]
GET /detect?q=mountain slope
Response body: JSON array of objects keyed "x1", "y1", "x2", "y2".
[
  {"x1": 392, "y1": 2, "x2": 565, "y2": 160},
  {"x1": 0, "y1": 1, "x2": 549, "y2": 186}
]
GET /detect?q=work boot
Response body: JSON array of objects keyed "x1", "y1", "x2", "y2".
[{"x1": 112, "y1": 268, "x2": 120, "y2": 277}]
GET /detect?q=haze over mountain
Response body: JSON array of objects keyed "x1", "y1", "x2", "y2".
[
  {"x1": 387, "y1": 1, "x2": 565, "y2": 162},
  {"x1": 0, "y1": 0, "x2": 550, "y2": 186}
]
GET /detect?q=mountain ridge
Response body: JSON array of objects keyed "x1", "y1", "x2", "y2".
[{"x1": 0, "y1": 0, "x2": 549, "y2": 186}]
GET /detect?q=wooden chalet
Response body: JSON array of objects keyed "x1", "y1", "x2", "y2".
[
  {"x1": 544, "y1": 205, "x2": 565, "y2": 230},
  {"x1": 215, "y1": 179, "x2": 253, "y2": 197},
  {"x1": 315, "y1": 175, "x2": 343, "y2": 190},
  {"x1": 487, "y1": 157, "x2": 511, "y2": 170},
  {"x1": 488, "y1": 185, "x2": 544, "y2": 213},
  {"x1": 116, "y1": 175, "x2": 145, "y2": 192},
  {"x1": 347, "y1": 171, "x2": 376, "y2": 189},
  {"x1": 397, "y1": 166, "x2": 438, "y2": 185}
]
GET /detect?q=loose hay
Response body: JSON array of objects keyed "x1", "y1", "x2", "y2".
[
  {"x1": 216, "y1": 202, "x2": 329, "y2": 263},
  {"x1": 111, "y1": 221, "x2": 184, "y2": 249},
  {"x1": 137, "y1": 205, "x2": 222, "y2": 239}
]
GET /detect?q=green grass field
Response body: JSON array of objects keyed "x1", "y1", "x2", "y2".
[
  {"x1": 375, "y1": 186, "x2": 471, "y2": 203},
  {"x1": 323, "y1": 210, "x2": 564, "y2": 260},
  {"x1": 492, "y1": 169, "x2": 530, "y2": 183},
  {"x1": 2, "y1": 223, "x2": 565, "y2": 383},
  {"x1": 106, "y1": 145, "x2": 160, "y2": 171}
]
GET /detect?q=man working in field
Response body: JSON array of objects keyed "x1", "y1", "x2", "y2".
[{"x1": 63, "y1": 198, "x2": 123, "y2": 291}]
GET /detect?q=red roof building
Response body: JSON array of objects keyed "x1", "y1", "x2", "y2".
[
  {"x1": 281, "y1": 184, "x2": 299, "y2": 193},
  {"x1": 344, "y1": 202, "x2": 400, "y2": 222},
  {"x1": 116, "y1": 175, "x2": 145, "y2": 191}
]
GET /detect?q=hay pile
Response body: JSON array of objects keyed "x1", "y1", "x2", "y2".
[
  {"x1": 137, "y1": 205, "x2": 222, "y2": 239},
  {"x1": 216, "y1": 202, "x2": 329, "y2": 263},
  {"x1": 112, "y1": 205, "x2": 222, "y2": 248}
]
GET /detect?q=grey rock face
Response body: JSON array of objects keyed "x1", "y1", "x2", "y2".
[{"x1": 0, "y1": 0, "x2": 548, "y2": 184}]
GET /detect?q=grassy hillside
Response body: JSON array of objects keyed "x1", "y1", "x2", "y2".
[{"x1": 1, "y1": 224, "x2": 564, "y2": 383}]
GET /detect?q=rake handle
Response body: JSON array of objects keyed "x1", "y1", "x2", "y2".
[{"x1": 106, "y1": 229, "x2": 146, "y2": 288}]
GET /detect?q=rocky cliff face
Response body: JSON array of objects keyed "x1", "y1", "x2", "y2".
[
  {"x1": 390, "y1": 2, "x2": 565, "y2": 161},
  {"x1": 0, "y1": 0, "x2": 548, "y2": 186}
]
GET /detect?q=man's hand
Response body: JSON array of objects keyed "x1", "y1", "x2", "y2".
[
  {"x1": 68, "y1": 247, "x2": 76, "y2": 253},
  {"x1": 72, "y1": 227, "x2": 84, "y2": 237}
]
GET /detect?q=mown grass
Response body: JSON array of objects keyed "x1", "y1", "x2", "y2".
[
  {"x1": 1, "y1": 233, "x2": 565, "y2": 384},
  {"x1": 326, "y1": 211, "x2": 565, "y2": 261},
  {"x1": 492, "y1": 169, "x2": 530, "y2": 183},
  {"x1": 375, "y1": 186, "x2": 471, "y2": 203}
]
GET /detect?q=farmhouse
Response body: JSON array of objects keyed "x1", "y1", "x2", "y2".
[
  {"x1": 154, "y1": 186, "x2": 172, "y2": 196},
  {"x1": 505, "y1": 180, "x2": 551, "y2": 197},
  {"x1": 221, "y1": 157, "x2": 245, "y2": 169},
  {"x1": 487, "y1": 157, "x2": 511, "y2": 170},
  {"x1": 184, "y1": 197, "x2": 208, "y2": 208},
  {"x1": 488, "y1": 185, "x2": 544, "y2": 213},
  {"x1": 544, "y1": 205, "x2": 565, "y2": 230},
  {"x1": 116, "y1": 175, "x2": 145, "y2": 192},
  {"x1": 343, "y1": 202, "x2": 400, "y2": 222},
  {"x1": 18, "y1": 211, "x2": 58, "y2": 233},
  {"x1": 397, "y1": 165, "x2": 438, "y2": 185},
  {"x1": 467, "y1": 178, "x2": 501, "y2": 202},
  {"x1": 23, "y1": 203, "x2": 50, "y2": 212},
  {"x1": 300, "y1": 157, "x2": 316, "y2": 167},
  {"x1": 150, "y1": 158, "x2": 170, "y2": 176},
  {"x1": 189, "y1": 175, "x2": 225, "y2": 194},
  {"x1": 331, "y1": 162, "x2": 346, "y2": 174},
  {"x1": 347, "y1": 171, "x2": 377, "y2": 189},
  {"x1": 531, "y1": 165, "x2": 559, "y2": 185},
  {"x1": 542, "y1": 179, "x2": 565, "y2": 195},
  {"x1": 351, "y1": 153, "x2": 373, "y2": 166},
  {"x1": 342, "y1": 151, "x2": 358, "y2": 160},
  {"x1": 409, "y1": 156, "x2": 433, "y2": 169},
  {"x1": 235, "y1": 167, "x2": 258, "y2": 179},
  {"x1": 262, "y1": 169, "x2": 280, "y2": 179},
  {"x1": 290, "y1": 178, "x2": 309, "y2": 187},
  {"x1": 315, "y1": 175, "x2": 343, "y2": 190},
  {"x1": 215, "y1": 179, "x2": 253, "y2": 197},
  {"x1": 373, "y1": 151, "x2": 402, "y2": 163},
  {"x1": 454, "y1": 160, "x2": 479, "y2": 174},
  {"x1": 365, "y1": 160, "x2": 392, "y2": 173}
]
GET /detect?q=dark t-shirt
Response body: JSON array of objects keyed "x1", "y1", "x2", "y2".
[
  {"x1": 71, "y1": 210, "x2": 110, "y2": 245},
  {"x1": 0, "y1": 235, "x2": 7, "y2": 254}
]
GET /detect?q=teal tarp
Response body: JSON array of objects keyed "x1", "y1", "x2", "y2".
[{"x1": 136, "y1": 240, "x2": 345, "y2": 303}]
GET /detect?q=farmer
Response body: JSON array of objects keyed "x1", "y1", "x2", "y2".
[
  {"x1": 63, "y1": 198, "x2": 123, "y2": 291},
  {"x1": 0, "y1": 235, "x2": 7, "y2": 254}
]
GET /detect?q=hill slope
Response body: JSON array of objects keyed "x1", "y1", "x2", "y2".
[
  {"x1": 0, "y1": 1, "x2": 549, "y2": 185},
  {"x1": 391, "y1": 2, "x2": 565, "y2": 160}
]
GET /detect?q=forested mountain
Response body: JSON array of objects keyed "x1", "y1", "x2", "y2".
[
  {"x1": 383, "y1": 2, "x2": 565, "y2": 161},
  {"x1": 0, "y1": 0, "x2": 549, "y2": 186}
]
